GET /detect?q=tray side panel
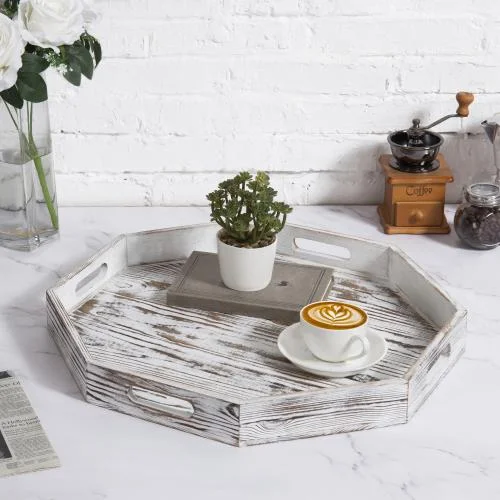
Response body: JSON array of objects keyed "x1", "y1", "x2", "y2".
[
  {"x1": 47, "y1": 291, "x2": 88, "y2": 395},
  {"x1": 85, "y1": 364, "x2": 241, "y2": 446},
  {"x1": 126, "y1": 225, "x2": 218, "y2": 266},
  {"x1": 389, "y1": 248, "x2": 459, "y2": 329},
  {"x1": 277, "y1": 225, "x2": 391, "y2": 280},
  {"x1": 407, "y1": 312, "x2": 467, "y2": 418},
  {"x1": 51, "y1": 236, "x2": 128, "y2": 312},
  {"x1": 239, "y1": 381, "x2": 408, "y2": 446}
]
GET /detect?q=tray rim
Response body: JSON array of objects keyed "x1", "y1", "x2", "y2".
[{"x1": 46, "y1": 222, "x2": 467, "y2": 445}]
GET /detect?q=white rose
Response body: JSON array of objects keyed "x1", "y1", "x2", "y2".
[
  {"x1": 0, "y1": 13, "x2": 24, "y2": 93},
  {"x1": 17, "y1": 0, "x2": 85, "y2": 49},
  {"x1": 81, "y1": 0, "x2": 99, "y2": 27}
]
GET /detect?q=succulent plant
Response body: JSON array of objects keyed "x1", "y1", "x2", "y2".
[{"x1": 207, "y1": 171, "x2": 293, "y2": 248}]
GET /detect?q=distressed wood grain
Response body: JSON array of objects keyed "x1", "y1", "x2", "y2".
[
  {"x1": 239, "y1": 381, "x2": 407, "y2": 446},
  {"x1": 406, "y1": 313, "x2": 467, "y2": 418},
  {"x1": 47, "y1": 224, "x2": 465, "y2": 446}
]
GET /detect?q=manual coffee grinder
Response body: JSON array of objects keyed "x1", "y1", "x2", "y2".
[{"x1": 378, "y1": 92, "x2": 474, "y2": 234}]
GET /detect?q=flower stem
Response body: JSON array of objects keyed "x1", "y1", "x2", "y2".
[
  {"x1": 27, "y1": 102, "x2": 59, "y2": 230},
  {"x1": 32, "y1": 153, "x2": 58, "y2": 229},
  {"x1": 3, "y1": 99, "x2": 19, "y2": 131}
]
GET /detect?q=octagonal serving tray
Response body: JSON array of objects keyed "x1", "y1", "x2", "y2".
[{"x1": 47, "y1": 224, "x2": 466, "y2": 446}]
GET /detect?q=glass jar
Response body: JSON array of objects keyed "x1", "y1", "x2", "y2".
[{"x1": 454, "y1": 183, "x2": 500, "y2": 250}]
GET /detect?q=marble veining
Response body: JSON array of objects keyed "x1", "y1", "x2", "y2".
[{"x1": 0, "y1": 206, "x2": 499, "y2": 499}]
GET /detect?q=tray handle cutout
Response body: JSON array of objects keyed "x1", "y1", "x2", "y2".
[
  {"x1": 75, "y1": 263, "x2": 108, "y2": 297},
  {"x1": 294, "y1": 237, "x2": 351, "y2": 261},
  {"x1": 127, "y1": 386, "x2": 194, "y2": 419}
]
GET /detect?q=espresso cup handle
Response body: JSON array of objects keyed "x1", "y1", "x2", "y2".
[{"x1": 343, "y1": 334, "x2": 370, "y2": 362}]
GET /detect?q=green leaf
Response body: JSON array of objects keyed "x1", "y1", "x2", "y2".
[
  {"x1": 91, "y1": 38, "x2": 102, "y2": 67},
  {"x1": 3, "y1": 0, "x2": 19, "y2": 17},
  {"x1": 80, "y1": 32, "x2": 102, "y2": 68},
  {"x1": 20, "y1": 53, "x2": 49, "y2": 74},
  {"x1": 1, "y1": 85, "x2": 24, "y2": 109},
  {"x1": 67, "y1": 45, "x2": 94, "y2": 80},
  {"x1": 63, "y1": 66, "x2": 82, "y2": 86},
  {"x1": 17, "y1": 72, "x2": 47, "y2": 103}
]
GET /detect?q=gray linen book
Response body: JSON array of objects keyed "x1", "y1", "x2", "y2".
[{"x1": 167, "y1": 251, "x2": 332, "y2": 323}]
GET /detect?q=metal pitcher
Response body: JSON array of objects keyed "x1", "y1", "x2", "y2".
[{"x1": 482, "y1": 118, "x2": 500, "y2": 184}]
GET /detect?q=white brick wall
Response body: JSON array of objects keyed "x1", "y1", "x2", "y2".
[{"x1": 48, "y1": 0, "x2": 500, "y2": 206}]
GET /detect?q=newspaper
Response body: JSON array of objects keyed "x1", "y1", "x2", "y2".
[{"x1": 0, "y1": 371, "x2": 59, "y2": 477}]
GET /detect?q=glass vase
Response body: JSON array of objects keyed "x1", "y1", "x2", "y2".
[{"x1": 0, "y1": 99, "x2": 58, "y2": 251}]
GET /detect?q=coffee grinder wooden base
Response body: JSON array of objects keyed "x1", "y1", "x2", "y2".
[{"x1": 378, "y1": 154, "x2": 453, "y2": 235}]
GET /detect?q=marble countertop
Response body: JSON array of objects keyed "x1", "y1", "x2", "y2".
[{"x1": 1, "y1": 206, "x2": 499, "y2": 500}]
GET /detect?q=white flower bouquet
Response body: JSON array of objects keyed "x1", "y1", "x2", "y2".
[
  {"x1": 0, "y1": 0, "x2": 101, "y2": 235},
  {"x1": 1, "y1": 0, "x2": 101, "y2": 98}
]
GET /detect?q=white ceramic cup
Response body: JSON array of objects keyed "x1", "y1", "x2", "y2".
[{"x1": 300, "y1": 301, "x2": 370, "y2": 363}]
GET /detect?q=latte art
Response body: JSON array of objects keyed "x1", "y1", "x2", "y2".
[
  {"x1": 302, "y1": 302, "x2": 367, "y2": 330},
  {"x1": 319, "y1": 304, "x2": 352, "y2": 323}
]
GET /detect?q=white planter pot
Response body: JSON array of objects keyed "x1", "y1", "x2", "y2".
[{"x1": 217, "y1": 232, "x2": 277, "y2": 292}]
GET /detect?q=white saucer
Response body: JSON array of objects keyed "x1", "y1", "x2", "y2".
[{"x1": 277, "y1": 323, "x2": 388, "y2": 378}]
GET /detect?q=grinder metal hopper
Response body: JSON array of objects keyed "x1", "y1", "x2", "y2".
[{"x1": 388, "y1": 92, "x2": 474, "y2": 173}]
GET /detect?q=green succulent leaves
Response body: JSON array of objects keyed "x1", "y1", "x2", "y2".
[{"x1": 207, "y1": 171, "x2": 293, "y2": 247}]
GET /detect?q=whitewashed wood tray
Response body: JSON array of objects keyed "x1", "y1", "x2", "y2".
[{"x1": 47, "y1": 224, "x2": 466, "y2": 447}]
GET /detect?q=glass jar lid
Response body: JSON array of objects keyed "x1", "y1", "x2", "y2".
[{"x1": 465, "y1": 183, "x2": 500, "y2": 207}]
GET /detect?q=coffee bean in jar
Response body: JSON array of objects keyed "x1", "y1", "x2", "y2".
[{"x1": 454, "y1": 183, "x2": 500, "y2": 250}]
